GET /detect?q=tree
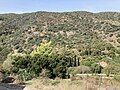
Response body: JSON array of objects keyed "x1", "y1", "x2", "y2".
[
  {"x1": 30, "y1": 41, "x2": 53, "y2": 57},
  {"x1": 91, "y1": 63, "x2": 102, "y2": 74}
]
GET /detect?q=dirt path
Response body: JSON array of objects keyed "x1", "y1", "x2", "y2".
[{"x1": 0, "y1": 83, "x2": 25, "y2": 90}]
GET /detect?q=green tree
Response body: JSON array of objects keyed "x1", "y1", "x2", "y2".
[{"x1": 30, "y1": 41, "x2": 53, "y2": 57}]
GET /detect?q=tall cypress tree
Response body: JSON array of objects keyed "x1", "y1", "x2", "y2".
[
  {"x1": 78, "y1": 57, "x2": 80, "y2": 66},
  {"x1": 74, "y1": 55, "x2": 77, "y2": 67},
  {"x1": 69, "y1": 57, "x2": 72, "y2": 67}
]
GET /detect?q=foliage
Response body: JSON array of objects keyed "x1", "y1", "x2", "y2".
[
  {"x1": 91, "y1": 63, "x2": 102, "y2": 74},
  {"x1": 2, "y1": 53, "x2": 26, "y2": 71},
  {"x1": 10, "y1": 41, "x2": 72, "y2": 79},
  {"x1": 30, "y1": 41, "x2": 52, "y2": 57},
  {"x1": 1, "y1": 11, "x2": 120, "y2": 80},
  {"x1": 68, "y1": 66, "x2": 91, "y2": 75},
  {"x1": 18, "y1": 69, "x2": 33, "y2": 81},
  {"x1": 114, "y1": 75, "x2": 120, "y2": 82}
]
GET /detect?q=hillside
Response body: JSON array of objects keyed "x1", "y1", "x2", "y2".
[
  {"x1": 0, "y1": 11, "x2": 120, "y2": 79},
  {"x1": 0, "y1": 11, "x2": 120, "y2": 90},
  {"x1": 0, "y1": 11, "x2": 120, "y2": 61}
]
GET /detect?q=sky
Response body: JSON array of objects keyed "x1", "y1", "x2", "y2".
[{"x1": 0, "y1": 0, "x2": 120, "y2": 14}]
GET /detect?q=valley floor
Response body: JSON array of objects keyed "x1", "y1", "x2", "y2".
[
  {"x1": 23, "y1": 76, "x2": 120, "y2": 90},
  {"x1": 0, "y1": 75, "x2": 120, "y2": 90}
]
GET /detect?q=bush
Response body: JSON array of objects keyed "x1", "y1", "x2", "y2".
[
  {"x1": 114, "y1": 75, "x2": 120, "y2": 82},
  {"x1": 68, "y1": 66, "x2": 91, "y2": 75},
  {"x1": 81, "y1": 59, "x2": 95, "y2": 67},
  {"x1": 117, "y1": 38, "x2": 120, "y2": 44},
  {"x1": 2, "y1": 55, "x2": 13, "y2": 71},
  {"x1": 107, "y1": 64, "x2": 120, "y2": 74},
  {"x1": 18, "y1": 69, "x2": 32, "y2": 81},
  {"x1": 54, "y1": 66, "x2": 68, "y2": 79},
  {"x1": 10, "y1": 42, "x2": 72, "y2": 80},
  {"x1": 2, "y1": 53, "x2": 26, "y2": 71},
  {"x1": 91, "y1": 63, "x2": 102, "y2": 74},
  {"x1": 40, "y1": 69, "x2": 55, "y2": 79}
]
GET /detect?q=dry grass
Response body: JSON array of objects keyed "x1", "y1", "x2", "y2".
[{"x1": 24, "y1": 76, "x2": 120, "y2": 90}]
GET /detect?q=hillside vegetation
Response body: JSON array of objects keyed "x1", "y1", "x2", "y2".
[{"x1": 0, "y1": 11, "x2": 120, "y2": 81}]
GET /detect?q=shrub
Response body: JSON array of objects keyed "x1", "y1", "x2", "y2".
[
  {"x1": 108, "y1": 64, "x2": 120, "y2": 74},
  {"x1": 81, "y1": 60, "x2": 95, "y2": 67},
  {"x1": 114, "y1": 75, "x2": 120, "y2": 82},
  {"x1": 54, "y1": 66, "x2": 68, "y2": 79},
  {"x1": 18, "y1": 69, "x2": 31, "y2": 81},
  {"x1": 68, "y1": 66, "x2": 91, "y2": 75},
  {"x1": 117, "y1": 38, "x2": 120, "y2": 44},
  {"x1": 2, "y1": 53, "x2": 22, "y2": 71},
  {"x1": 91, "y1": 63, "x2": 102, "y2": 74},
  {"x1": 10, "y1": 41, "x2": 72, "y2": 80},
  {"x1": 40, "y1": 69, "x2": 56, "y2": 79}
]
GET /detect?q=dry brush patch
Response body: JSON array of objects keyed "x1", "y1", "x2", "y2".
[{"x1": 24, "y1": 76, "x2": 120, "y2": 90}]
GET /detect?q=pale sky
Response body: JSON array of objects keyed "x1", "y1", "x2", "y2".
[{"x1": 0, "y1": 0, "x2": 120, "y2": 14}]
